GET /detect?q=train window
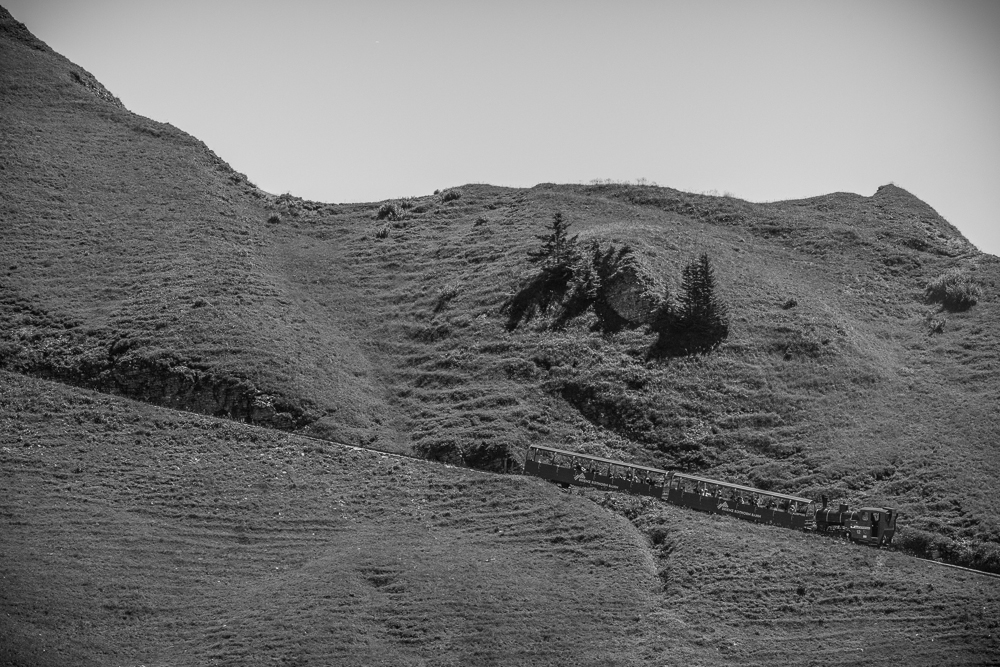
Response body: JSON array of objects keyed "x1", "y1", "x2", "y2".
[
  {"x1": 872, "y1": 512, "x2": 880, "y2": 522},
  {"x1": 860, "y1": 511, "x2": 869, "y2": 522}
]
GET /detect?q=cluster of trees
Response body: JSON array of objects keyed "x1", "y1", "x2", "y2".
[
  {"x1": 502, "y1": 212, "x2": 633, "y2": 332},
  {"x1": 650, "y1": 252, "x2": 730, "y2": 357},
  {"x1": 503, "y1": 212, "x2": 729, "y2": 356}
]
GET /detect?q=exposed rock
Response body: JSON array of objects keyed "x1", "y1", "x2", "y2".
[
  {"x1": 602, "y1": 254, "x2": 664, "y2": 325},
  {"x1": 1, "y1": 338, "x2": 314, "y2": 430}
]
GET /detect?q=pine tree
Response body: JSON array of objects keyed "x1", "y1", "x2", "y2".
[
  {"x1": 671, "y1": 254, "x2": 729, "y2": 354},
  {"x1": 502, "y1": 212, "x2": 580, "y2": 329},
  {"x1": 527, "y1": 211, "x2": 577, "y2": 267}
]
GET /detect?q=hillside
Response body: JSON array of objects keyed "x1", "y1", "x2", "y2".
[
  {"x1": 2, "y1": 6, "x2": 1000, "y2": 664},
  {"x1": 4, "y1": 4, "x2": 999, "y2": 560},
  {"x1": 5, "y1": 370, "x2": 998, "y2": 665}
]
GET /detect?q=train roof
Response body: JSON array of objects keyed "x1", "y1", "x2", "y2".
[
  {"x1": 528, "y1": 444, "x2": 814, "y2": 504},
  {"x1": 671, "y1": 472, "x2": 814, "y2": 504},
  {"x1": 528, "y1": 444, "x2": 670, "y2": 476}
]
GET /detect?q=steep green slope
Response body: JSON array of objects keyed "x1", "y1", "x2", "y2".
[
  {"x1": 0, "y1": 6, "x2": 393, "y2": 444},
  {"x1": 0, "y1": 371, "x2": 659, "y2": 666},
  {"x1": 3, "y1": 371, "x2": 998, "y2": 665},
  {"x1": 253, "y1": 179, "x2": 999, "y2": 565},
  {"x1": 2, "y1": 7, "x2": 1000, "y2": 662},
  {"x1": 2, "y1": 4, "x2": 999, "y2": 569}
]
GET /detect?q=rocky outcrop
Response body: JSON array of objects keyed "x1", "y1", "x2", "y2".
[
  {"x1": 602, "y1": 254, "x2": 664, "y2": 325},
  {"x1": 0, "y1": 336, "x2": 313, "y2": 430}
]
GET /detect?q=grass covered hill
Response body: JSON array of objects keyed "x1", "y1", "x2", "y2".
[
  {"x1": 4, "y1": 371, "x2": 999, "y2": 665},
  {"x1": 5, "y1": 5, "x2": 999, "y2": 564},
  {"x1": 3, "y1": 6, "x2": 1000, "y2": 664}
]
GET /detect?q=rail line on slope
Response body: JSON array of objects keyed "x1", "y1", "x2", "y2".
[{"x1": 12, "y1": 371, "x2": 1000, "y2": 582}]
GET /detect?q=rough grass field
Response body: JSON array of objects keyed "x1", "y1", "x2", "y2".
[
  {"x1": 2, "y1": 5, "x2": 1000, "y2": 663},
  {"x1": 2, "y1": 372, "x2": 998, "y2": 665},
  {"x1": 1, "y1": 372, "x2": 659, "y2": 665}
]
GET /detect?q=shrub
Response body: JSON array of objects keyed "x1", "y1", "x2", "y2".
[
  {"x1": 895, "y1": 528, "x2": 1000, "y2": 575},
  {"x1": 441, "y1": 190, "x2": 461, "y2": 202},
  {"x1": 925, "y1": 270, "x2": 983, "y2": 311},
  {"x1": 925, "y1": 311, "x2": 946, "y2": 334},
  {"x1": 433, "y1": 283, "x2": 461, "y2": 313},
  {"x1": 375, "y1": 202, "x2": 401, "y2": 221},
  {"x1": 374, "y1": 225, "x2": 390, "y2": 239},
  {"x1": 649, "y1": 525, "x2": 670, "y2": 547},
  {"x1": 266, "y1": 212, "x2": 281, "y2": 224}
]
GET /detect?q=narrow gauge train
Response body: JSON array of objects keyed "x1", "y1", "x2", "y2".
[{"x1": 524, "y1": 444, "x2": 897, "y2": 547}]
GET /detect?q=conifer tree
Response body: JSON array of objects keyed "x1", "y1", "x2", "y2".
[
  {"x1": 502, "y1": 212, "x2": 580, "y2": 329},
  {"x1": 648, "y1": 253, "x2": 728, "y2": 357},
  {"x1": 674, "y1": 253, "x2": 729, "y2": 354},
  {"x1": 527, "y1": 211, "x2": 577, "y2": 267}
]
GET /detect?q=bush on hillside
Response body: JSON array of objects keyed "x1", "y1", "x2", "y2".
[
  {"x1": 441, "y1": 190, "x2": 461, "y2": 203},
  {"x1": 896, "y1": 527, "x2": 1000, "y2": 575},
  {"x1": 375, "y1": 202, "x2": 401, "y2": 221},
  {"x1": 925, "y1": 311, "x2": 946, "y2": 334},
  {"x1": 433, "y1": 283, "x2": 461, "y2": 313},
  {"x1": 925, "y1": 270, "x2": 983, "y2": 311}
]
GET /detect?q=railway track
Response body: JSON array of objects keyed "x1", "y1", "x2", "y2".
[
  {"x1": 16, "y1": 371, "x2": 1000, "y2": 582},
  {"x1": 290, "y1": 427, "x2": 1000, "y2": 581}
]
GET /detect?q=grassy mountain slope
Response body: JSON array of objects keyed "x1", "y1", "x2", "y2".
[
  {"x1": 260, "y1": 179, "x2": 1000, "y2": 565},
  {"x1": 3, "y1": 5, "x2": 999, "y2": 561},
  {"x1": 3, "y1": 371, "x2": 999, "y2": 666},
  {"x1": 3, "y1": 6, "x2": 1000, "y2": 663},
  {"x1": 0, "y1": 371, "x2": 660, "y2": 666},
  {"x1": 0, "y1": 9, "x2": 393, "y2": 443}
]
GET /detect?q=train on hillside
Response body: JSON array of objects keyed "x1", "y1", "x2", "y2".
[{"x1": 524, "y1": 444, "x2": 898, "y2": 547}]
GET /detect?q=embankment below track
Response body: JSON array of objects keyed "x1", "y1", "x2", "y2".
[{"x1": 2, "y1": 370, "x2": 998, "y2": 666}]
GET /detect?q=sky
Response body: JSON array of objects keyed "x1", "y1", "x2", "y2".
[{"x1": 7, "y1": 0, "x2": 1000, "y2": 255}]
